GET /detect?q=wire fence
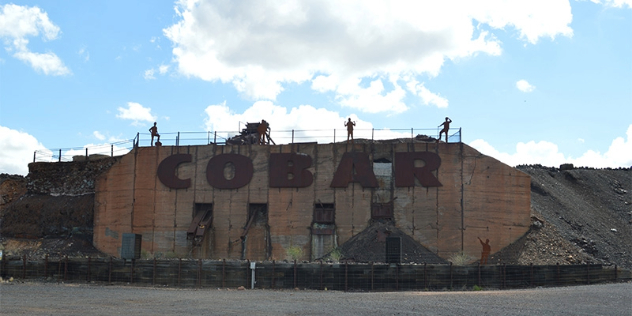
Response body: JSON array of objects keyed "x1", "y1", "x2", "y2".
[
  {"x1": 33, "y1": 139, "x2": 136, "y2": 163},
  {"x1": 1, "y1": 255, "x2": 625, "y2": 291},
  {"x1": 33, "y1": 128, "x2": 461, "y2": 163}
]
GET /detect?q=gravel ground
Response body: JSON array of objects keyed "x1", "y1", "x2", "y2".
[{"x1": 1, "y1": 282, "x2": 630, "y2": 316}]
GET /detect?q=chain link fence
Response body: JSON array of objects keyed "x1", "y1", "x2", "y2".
[{"x1": 1, "y1": 255, "x2": 626, "y2": 291}]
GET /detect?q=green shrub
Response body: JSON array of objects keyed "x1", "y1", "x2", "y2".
[{"x1": 286, "y1": 246, "x2": 303, "y2": 261}]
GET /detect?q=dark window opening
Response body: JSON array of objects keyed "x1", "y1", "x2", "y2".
[
  {"x1": 314, "y1": 203, "x2": 335, "y2": 224},
  {"x1": 371, "y1": 202, "x2": 394, "y2": 220},
  {"x1": 373, "y1": 158, "x2": 392, "y2": 163},
  {"x1": 188, "y1": 203, "x2": 213, "y2": 240},
  {"x1": 248, "y1": 203, "x2": 268, "y2": 225}
]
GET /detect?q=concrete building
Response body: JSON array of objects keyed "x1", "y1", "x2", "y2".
[{"x1": 93, "y1": 141, "x2": 530, "y2": 262}]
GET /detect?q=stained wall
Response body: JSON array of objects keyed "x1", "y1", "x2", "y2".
[{"x1": 93, "y1": 142, "x2": 530, "y2": 261}]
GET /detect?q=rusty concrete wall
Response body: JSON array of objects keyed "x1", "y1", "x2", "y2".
[{"x1": 93, "y1": 142, "x2": 530, "y2": 262}]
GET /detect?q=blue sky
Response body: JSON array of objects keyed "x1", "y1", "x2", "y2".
[{"x1": 1, "y1": 0, "x2": 630, "y2": 175}]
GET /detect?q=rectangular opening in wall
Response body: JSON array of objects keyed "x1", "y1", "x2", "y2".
[
  {"x1": 188, "y1": 203, "x2": 213, "y2": 240},
  {"x1": 313, "y1": 203, "x2": 335, "y2": 224},
  {"x1": 247, "y1": 203, "x2": 268, "y2": 226},
  {"x1": 371, "y1": 202, "x2": 394, "y2": 220}
]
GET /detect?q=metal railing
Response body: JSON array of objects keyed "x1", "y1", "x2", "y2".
[
  {"x1": 134, "y1": 127, "x2": 462, "y2": 147},
  {"x1": 33, "y1": 128, "x2": 461, "y2": 163}
]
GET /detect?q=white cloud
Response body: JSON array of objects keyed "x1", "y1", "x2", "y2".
[
  {"x1": 158, "y1": 64, "x2": 169, "y2": 74},
  {"x1": 78, "y1": 47, "x2": 89, "y2": 62},
  {"x1": 589, "y1": 0, "x2": 632, "y2": 8},
  {"x1": 0, "y1": 4, "x2": 71, "y2": 75},
  {"x1": 116, "y1": 102, "x2": 157, "y2": 126},
  {"x1": 516, "y1": 79, "x2": 536, "y2": 92},
  {"x1": 144, "y1": 69, "x2": 156, "y2": 80},
  {"x1": 0, "y1": 126, "x2": 49, "y2": 175},
  {"x1": 470, "y1": 124, "x2": 632, "y2": 168},
  {"x1": 204, "y1": 101, "x2": 411, "y2": 143},
  {"x1": 164, "y1": 0, "x2": 572, "y2": 113},
  {"x1": 93, "y1": 131, "x2": 106, "y2": 141}
]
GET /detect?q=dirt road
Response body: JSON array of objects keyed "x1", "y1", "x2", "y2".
[{"x1": 1, "y1": 282, "x2": 630, "y2": 315}]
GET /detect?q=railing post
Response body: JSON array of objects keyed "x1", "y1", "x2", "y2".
[
  {"x1": 293, "y1": 259, "x2": 297, "y2": 289},
  {"x1": 58, "y1": 149, "x2": 62, "y2": 162},
  {"x1": 111, "y1": 144, "x2": 114, "y2": 157},
  {"x1": 334, "y1": 129, "x2": 336, "y2": 143},
  {"x1": 411, "y1": 128, "x2": 413, "y2": 143},
  {"x1": 136, "y1": 132, "x2": 139, "y2": 147},
  {"x1": 207, "y1": 131, "x2": 210, "y2": 144},
  {"x1": 22, "y1": 254, "x2": 26, "y2": 280},
  {"x1": 292, "y1": 130, "x2": 295, "y2": 144},
  {"x1": 372, "y1": 128, "x2": 374, "y2": 142},
  {"x1": 33, "y1": 151, "x2": 36, "y2": 163},
  {"x1": 214, "y1": 131, "x2": 217, "y2": 144},
  {"x1": 177, "y1": 132, "x2": 180, "y2": 146},
  {"x1": 85, "y1": 148, "x2": 88, "y2": 160}
]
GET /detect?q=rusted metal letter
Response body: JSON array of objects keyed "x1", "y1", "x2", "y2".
[
  {"x1": 330, "y1": 152, "x2": 378, "y2": 188},
  {"x1": 206, "y1": 154, "x2": 253, "y2": 189},
  {"x1": 394, "y1": 152, "x2": 442, "y2": 187},
  {"x1": 157, "y1": 154, "x2": 192, "y2": 189},
  {"x1": 269, "y1": 153, "x2": 314, "y2": 188}
]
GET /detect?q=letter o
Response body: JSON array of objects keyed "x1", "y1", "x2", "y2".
[{"x1": 206, "y1": 153, "x2": 253, "y2": 189}]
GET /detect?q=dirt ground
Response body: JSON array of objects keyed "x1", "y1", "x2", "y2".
[{"x1": 1, "y1": 281, "x2": 630, "y2": 316}]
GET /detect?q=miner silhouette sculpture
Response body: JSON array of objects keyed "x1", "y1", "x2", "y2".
[
  {"x1": 438, "y1": 117, "x2": 452, "y2": 143},
  {"x1": 478, "y1": 237, "x2": 491, "y2": 265},
  {"x1": 149, "y1": 122, "x2": 161, "y2": 146},
  {"x1": 345, "y1": 118, "x2": 356, "y2": 144}
]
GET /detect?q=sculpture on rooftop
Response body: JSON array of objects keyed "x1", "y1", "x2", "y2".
[
  {"x1": 149, "y1": 122, "x2": 161, "y2": 146},
  {"x1": 438, "y1": 117, "x2": 452, "y2": 143},
  {"x1": 345, "y1": 118, "x2": 356, "y2": 144}
]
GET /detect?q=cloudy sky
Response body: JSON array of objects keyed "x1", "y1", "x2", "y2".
[{"x1": 1, "y1": 0, "x2": 630, "y2": 175}]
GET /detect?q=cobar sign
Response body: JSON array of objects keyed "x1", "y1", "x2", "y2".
[{"x1": 157, "y1": 152, "x2": 442, "y2": 190}]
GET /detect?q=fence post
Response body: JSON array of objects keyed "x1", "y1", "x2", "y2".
[
  {"x1": 396, "y1": 263, "x2": 400, "y2": 291},
  {"x1": 345, "y1": 260, "x2": 348, "y2": 292},
  {"x1": 372, "y1": 128, "x2": 374, "y2": 142},
  {"x1": 177, "y1": 132, "x2": 180, "y2": 147},
  {"x1": 246, "y1": 260, "x2": 250, "y2": 289},
  {"x1": 371, "y1": 262, "x2": 374, "y2": 291},
  {"x1": 271, "y1": 260, "x2": 275, "y2": 289},
  {"x1": 530, "y1": 263, "x2": 533, "y2": 287},
  {"x1": 614, "y1": 265, "x2": 618, "y2": 282},
  {"x1": 87, "y1": 257, "x2": 91, "y2": 282},
  {"x1": 320, "y1": 261, "x2": 324, "y2": 290},
  {"x1": 178, "y1": 258, "x2": 182, "y2": 287},
  {"x1": 222, "y1": 259, "x2": 226, "y2": 288},
  {"x1": 294, "y1": 259, "x2": 297, "y2": 289},
  {"x1": 111, "y1": 144, "x2": 114, "y2": 157},
  {"x1": 411, "y1": 128, "x2": 413, "y2": 143},
  {"x1": 85, "y1": 148, "x2": 88, "y2": 160},
  {"x1": 64, "y1": 255, "x2": 68, "y2": 282},
  {"x1": 130, "y1": 259, "x2": 134, "y2": 284},
  {"x1": 586, "y1": 264, "x2": 590, "y2": 285},
  {"x1": 449, "y1": 262, "x2": 453, "y2": 290},
  {"x1": 423, "y1": 262, "x2": 427, "y2": 289},
  {"x1": 153, "y1": 258, "x2": 156, "y2": 286},
  {"x1": 198, "y1": 259, "x2": 202, "y2": 288},
  {"x1": 22, "y1": 254, "x2": 26, "y2": 280},
  {"x1": 44, "y1": 255, "x2": 48, "y2": 279},
  {"x1": 478, "y1": 262, "x2": 481, "y2": 286},
  {"x1": 334, "y1": 129, "x2": 336, "y2": 143},
  {"x1": 556, "y1": 263, "x2": 560, "y2": 286},
  {"x1": 214, "y1": 131, "x2": 217, "y2": 144},
  {"x1": 33, "y1": 151, "x2": 36, "y2": 163},
  {"x1": 108, "y1": 257, "x2": 112, "y2": 284},
  {"x1": 58, "y1": 149, "x2": 62, "y2": 162}
]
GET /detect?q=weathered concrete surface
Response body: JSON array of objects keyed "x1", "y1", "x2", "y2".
[{"x1": 93, "y1": 142, "x2": 530, "y2": 261}]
